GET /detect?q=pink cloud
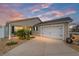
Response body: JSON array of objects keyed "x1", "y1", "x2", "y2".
[
  {"x1": 29, "y1": 3, "x2": 52, "y2": 13},
  {"x1": 51, "y1": 11, "x2": 64, "y2": 17},
  {"x1": 38, "y1": 8, "x2": 76, "y2": 21},
  {"x1": 38, "y1": 10, "x2": 64, "y2": 21},
  {"x1": 8, "y1": 10, "x2": 24, "y2": 21},
  {"x1": 38, "y1": 10, "x2": 64, "y2": 18},
  {"x1": 64, "y1": 8, "x2": 76, "y2": 15},
  {"x1": 30, "y1": 8, "x2": 40, "y2": 13},
  {"x1": 0, "y1": 4, "x2": 25, "y2": 25},
  {"x1": 40, "y1": 3, "x2": 52, "y2": 8},
  {"x1": 8, "y1": 10, "x2": 22, "y2": 17}
]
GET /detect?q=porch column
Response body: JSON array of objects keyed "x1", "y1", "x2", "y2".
[{"x1": 9, "y1": 24, "x2": 11, "y2": 40}]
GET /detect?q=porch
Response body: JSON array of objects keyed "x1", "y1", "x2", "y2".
[
  {"x1": 10, "y1": 26, "x2": 33, "y2": 39},
  {"x1": 7, "y1": 17, "x2": 41, "y2": 39}
]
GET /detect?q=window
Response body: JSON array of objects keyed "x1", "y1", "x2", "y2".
[
  {"x1": 11, "y1": 26, "x2": 14, "y2": 34},
  {"x1": 34, "y1": 26, "x2": 38, "y2": 31}
]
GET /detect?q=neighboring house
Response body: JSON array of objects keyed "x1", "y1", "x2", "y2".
[
  {"x1": 69, "y1": 24, "x2": 79, "y2": 35},
  {"x1": 0, "y1": 26, "x2": 5, "y2": 38},
  {"x1": 71, "y1": 25, "x2": 79, "y2": 32},
  {"x1": 0, "y1": 17, "x2": 73, "y2": 40}
]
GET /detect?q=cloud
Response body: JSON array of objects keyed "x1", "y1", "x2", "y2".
[
  {"x1": 0, "y1": 4, "x2": 77, "y2": 25},
  {"x1": 51, "y1": 11, "x2": 64, "y2": 17},
  {"x1": 40, "y1": 3, "x2": 52, "y2": 8},
  {"x1": 37, "y1": 8, "x2": 76, "y2": 21},
  {"x1": 37, "y1": 10, "x2": 64, "y2": 21},
  {"x1": 0, "y1": 3, "x2": 52, "y2": 25},
  {"x1": 64, "y1": 8, "x2": 76, "y2": 15},
  {"x1": 29, "y1": 3, "x2": 52, "y2": 13},
  {"x1": 8, "y1": 9, "x2": 23, "y2": 19},
  {"x1": 30, "y1": 8, "x2": 40, "y2": 13},
  {"x1": 0, "y1": 4, "x2": 25, "y2": 25}
]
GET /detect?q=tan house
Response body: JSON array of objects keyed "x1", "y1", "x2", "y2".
[{"x1": 0, "y1": 17, "x2": 73, "y2": 40}]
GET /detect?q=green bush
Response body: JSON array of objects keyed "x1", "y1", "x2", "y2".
[
  {"x1": 16, "y1": 29, "x2": 26, "y2": 40},
  {"x1": 29, "y1": 30, "x2": 32, "y2": 35},
  {"x1": 6, "y1": 41, "x2": 18, "y2": 46},
  {"x1": 25, "y1": 30, "x2": 30, "y2": 40},
  {"x1": 16, "y1": 29, "x2": 31, "y2": 40}
]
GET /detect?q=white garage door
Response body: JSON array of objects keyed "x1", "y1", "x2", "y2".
[{"x1": 38, "y1": 24, "x2": 64, "y2": 40}]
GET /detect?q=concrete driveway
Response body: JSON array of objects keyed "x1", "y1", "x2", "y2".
[{"x1": 4, "y1": 36, "x2": 79, "y2": 56}]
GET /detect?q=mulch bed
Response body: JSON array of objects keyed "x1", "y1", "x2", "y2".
[
  {"x1": 65, "y1": 35, "x2": 79, "y2": 52},
  {"x1": 0, "y1": 37, "x2": 29, "y2": 55},
  {"x1": 71, "y1": 35, "x2": 79, "y2": 52},
  {"x1": 70, "y1": 43, "x2": 79, "y2": 52},
  {"x1": 64, "y1": 41, "x2": 79, "y2": 52}
]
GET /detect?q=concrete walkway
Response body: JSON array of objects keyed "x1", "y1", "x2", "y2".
[{"x1": 4, "y1": 36, "x2": 79, "y2": 56}]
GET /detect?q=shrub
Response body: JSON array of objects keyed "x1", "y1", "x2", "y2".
[
  {"x1": 16, "y1": 29, "x2": 26, "y2": 40},
  {"x1": 29, "y1": 30, "x2": 32, "y2": 35},
  {"x1": 25, "y1": 30, "x2": 30, "y2": 40},
  {"x1": 6, "y1": 41, "x2": 18, "y2": 46},
  {"x1": 16, "y1": 29, "x2": 31, "y2": 40}
]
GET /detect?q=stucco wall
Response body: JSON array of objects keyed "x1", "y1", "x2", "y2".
[
  {"x1": 64, "y1": 23, "x2": 69, "y2": 40},
  {"x1": 0, "y1": 26, "x2": 5, "y2": 39},
  {"x1": 5, "y1": 25, "x2": 9, "y2": 38}
]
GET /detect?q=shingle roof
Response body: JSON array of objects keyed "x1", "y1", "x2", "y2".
[
  {"x1": 35, "y1": 17, "x2": 73, "y2": 25},
  {"x1": 7, "y1": 17, "x2": 42, "y2": 24},
  {"x1": 6, "y1": 17, "x2": 73, "y2": 26},
  {"x1": 5, "y1": 17, "x2": 42, "y2": 26},
  {"x1": 42, "y1": 17, "x2": 73, "y2": 23}
]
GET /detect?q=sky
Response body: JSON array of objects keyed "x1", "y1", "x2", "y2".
[{"x1": 0, "y1": 3, "x2": 79, "y2": 25}]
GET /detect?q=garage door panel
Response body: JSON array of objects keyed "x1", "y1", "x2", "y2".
[
  {"x1": 38, "y1": 25, "x2": 64, "y2": 40},
  {"x1": 50, "y1": 27, "x2": 63, "y2": 38}
]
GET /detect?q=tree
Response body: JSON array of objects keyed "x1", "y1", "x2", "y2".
[{"x1": 71, "y1": 25, "x2": 79, "y2": 32}]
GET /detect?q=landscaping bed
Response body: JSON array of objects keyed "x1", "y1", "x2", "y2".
[
  {"x1": 70, "y1": 43, "x2": 79, "y2": 52},
  {"x1": 70, "y1": 35, "x2": 79, "y2": 52},
  {"x1": 0, "y1": 36, "x2": 34, "y2": 55},
  {"x1": 66, "y1": 35, "x2": 79, "y2": 52}
]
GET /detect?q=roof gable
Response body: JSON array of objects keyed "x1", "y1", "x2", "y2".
[
  {"x1": 8, "y1": 17, "x2": 42, "y2": 24},
  {"x1": 6, "y1": 17, "x2": 42, "y2": 26}
]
